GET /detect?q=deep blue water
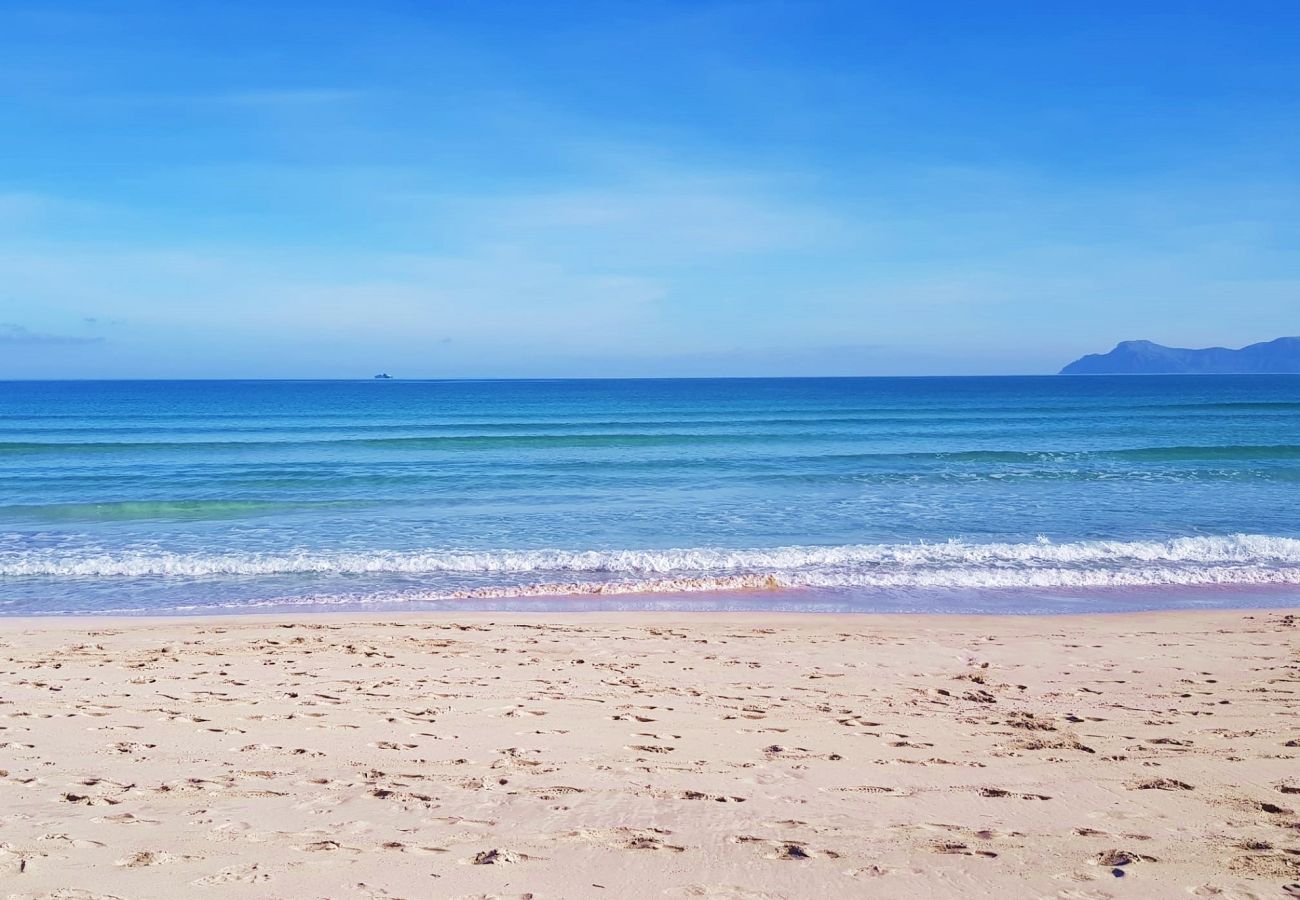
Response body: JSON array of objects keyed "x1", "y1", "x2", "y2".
[{"x1": 1, "y1": 376, "x2": 1298, "y2": 615}]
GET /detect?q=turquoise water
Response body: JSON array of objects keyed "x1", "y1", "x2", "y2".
[{"x1": 1, "y1": 376, "x2": 1298, "y2": 615}]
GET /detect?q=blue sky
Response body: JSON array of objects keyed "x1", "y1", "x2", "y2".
[{"x1": 1, "y1": 1, "x2": 1297, "y2": 378}]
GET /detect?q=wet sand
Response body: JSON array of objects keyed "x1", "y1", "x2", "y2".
[{"x1": 0, "y1": 609, "x2": 1297, "y2": 899}]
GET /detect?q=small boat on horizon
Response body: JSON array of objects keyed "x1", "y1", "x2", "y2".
[{"x1": 373, "y1": 373, "x2": 393, "y2": 380}]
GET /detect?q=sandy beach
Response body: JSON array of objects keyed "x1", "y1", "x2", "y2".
[{"x1": 0, "y1": 609, "x2": 1297, "y2": 900}]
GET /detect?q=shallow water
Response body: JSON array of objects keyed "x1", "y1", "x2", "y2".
[{"x1": 2, "y1": 376, "x2": 1298, "y2": 615}]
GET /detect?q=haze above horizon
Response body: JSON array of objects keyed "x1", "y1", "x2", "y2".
[{"x1": 2, "y1": 1, "x2": 1297, "y2": 379}]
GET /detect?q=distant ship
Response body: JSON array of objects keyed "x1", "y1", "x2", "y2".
[{"x1": 373, "y1": 373, "x2": 393, "y2": 380}]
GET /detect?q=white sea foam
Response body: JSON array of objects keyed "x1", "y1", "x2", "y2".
[
  {"x1": 66, "y1": 565, "x2": 1300, "y2": 616},
  {"x1": 3, "y1": 535, "x2": 1300, "y2": 592}
]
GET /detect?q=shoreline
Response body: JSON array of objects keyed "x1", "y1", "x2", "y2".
[
  {"x1": 5, "y1": 579, "x2": 1299, "y2": 622},
  {"x1": 2, "y1": 595, "x2": 1299, "y2": 628},
  {"x1": 8, "y1": 534, "x2": 1300, "y2": 619}
]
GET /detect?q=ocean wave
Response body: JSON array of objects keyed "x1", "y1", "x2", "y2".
[
  {"x1": 0, "y1": 433, "x2": 765, "y2": 454},
  {"x1": 52, "y1": 566, "x2": 1300, "y2": 616},
  {"x1": 321, "y1": 564, "x2": 1300, "y2": 599},
  {"x1": 0, "y1": 498, "x2": 368, "y2": 522},
  {"x1": 3, "y1": 535, "x2": 1300, "y2": 590},
  {"x1": 3, "y1": 436, "x2": 1300, "y2": 462}
]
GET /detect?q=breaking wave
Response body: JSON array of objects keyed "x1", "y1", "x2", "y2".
[{"x1": 4, "y1": 534, "x2": 1300, "y2": 593}]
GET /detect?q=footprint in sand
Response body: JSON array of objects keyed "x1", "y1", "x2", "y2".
[
  {"x1": 768, "y1": 843, "x2": 819, "y2": 860},
  {"x1": 978, "y1": 787, "x2": 1052, "y2": 800},
  {"x1": 61, "y1": 792, "x2": 121, "y2": 806},
  {"x1": 94, "y1": 812, "x2": 159, "y2": 825},
  {"x1": 1247, "y1": 799, "x2": 1293, "y2": 815},
  {"x1": 680, "y1": 789, "x2": 746, "y2": 802},
  {"x1": 191, "y1": 863, "x2": 271, "y2": 885},
  {"x1": 625, "y1": 834, "x2": 686, "y2": 852},
  {"x1": 731, "y1": 835, "x2": 836, "y2": 861},
  {"x1": 37, "y1": 833, "x2": 106, "y2": 849},
  {"x1": 1093, "y1": 848, "x2": 1157, "y2": 867},
  {"x1": 665, "y1": 886, "x2": 782, "y2": 899},
  {"x1": 1127, "y1": 777, "x2": 1193, "y2": 791},
  {"x1": 832, "y1": 785, "x2": 896, "y2": 794},
  {"x1": 114, "y1": 853, "x2": 183, "y2": 863},
  {"x1": 522, "y1": 785, "x2": 585, "y2": 800},
  {"x1": 468, "y1": 848, "x2": 532, "y2": 864},
  {"x1": 931, "y1": 842, "x2": 998, "y2": 858},
  {"x1": 299, "y1": 839, "x2": 363, "y2": 853}
]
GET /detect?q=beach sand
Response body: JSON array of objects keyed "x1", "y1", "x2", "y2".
[{"x1": 0, "y1": 609, "x2": 1297, "y2": 899}]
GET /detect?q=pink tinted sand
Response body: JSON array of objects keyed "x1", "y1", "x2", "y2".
[{"x1": 0, "y1": 608, "x2": 1297, "y2": 899}]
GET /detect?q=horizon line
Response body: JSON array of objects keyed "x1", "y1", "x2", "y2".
[{"x1": 5, "y1": 372, "x2": 1300, "y2": 383}]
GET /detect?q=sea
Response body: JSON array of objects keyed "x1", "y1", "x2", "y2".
[{"x1": 1, "y1": 376, "x2": 1298, "y2": 617}]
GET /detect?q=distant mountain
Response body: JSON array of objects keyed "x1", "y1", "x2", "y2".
[{"x1": 1060, "y1": 337, "x2": 1300, "y2": 375}]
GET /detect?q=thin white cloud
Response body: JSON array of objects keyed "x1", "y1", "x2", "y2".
[
  {"x1": 213, "y1": 89, "x2": 367, "y2": 107},
  {"x1": 0, "y1": 323, "x2": 103, "y2": 345}
]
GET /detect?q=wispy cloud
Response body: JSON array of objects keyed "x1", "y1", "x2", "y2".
[
  {"x1": 213, "y1": 89, "x2": 367, "y2": 108},
  {"x1": 0, "y1": 0, "x2": 1296, "y2": 377},
  {"x1": 0, "y1": 323, "x2": 104, "y2": 345}
]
